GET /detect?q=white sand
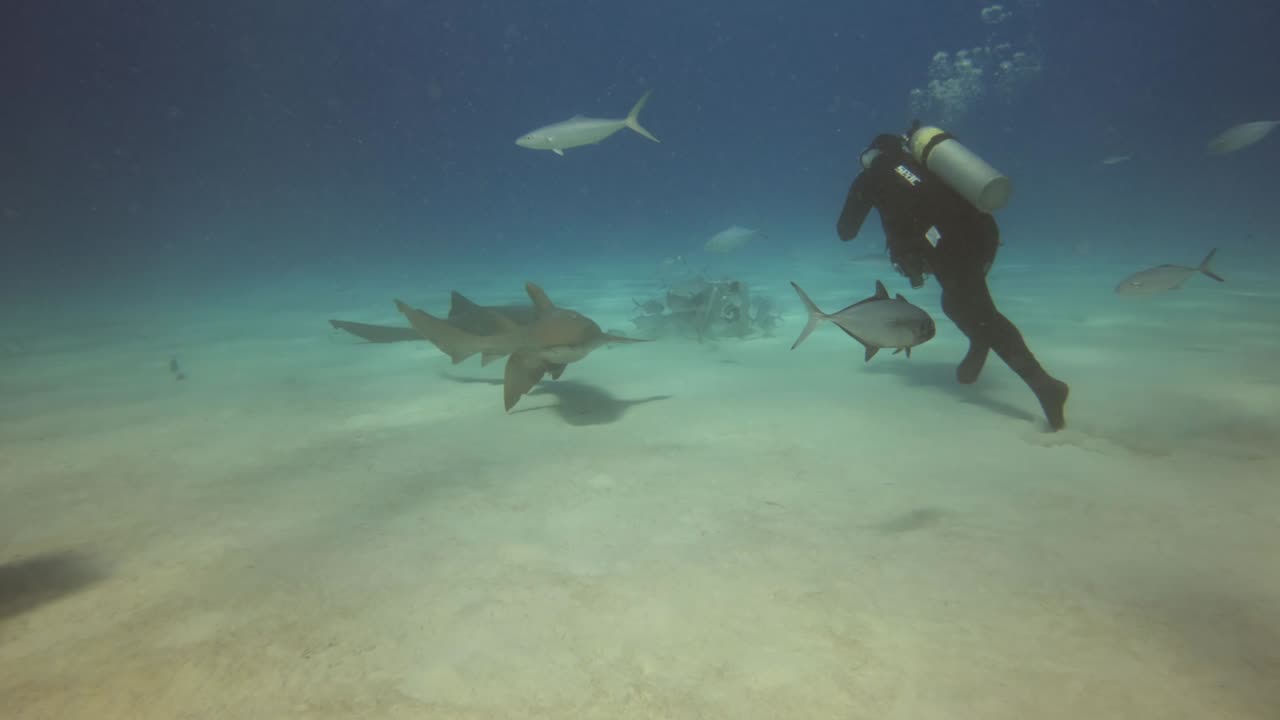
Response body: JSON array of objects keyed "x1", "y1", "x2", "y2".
[{"x1": 2, "y1": 257, "x2": 1278, "y2": 719}]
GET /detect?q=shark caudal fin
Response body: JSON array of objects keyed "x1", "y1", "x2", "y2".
[
  {"x1": 394, "y1": 299, "x2": 482, "y2": 364},
  {"x1": 788, "y1": 281, "x2": 829, "y2": 350},
  {"x1": 1197, "y1": 248, "x2": 1225, "y2": 283},
  {"x1": 624, "y1": 90, "x2": 660, "y2": 143}
]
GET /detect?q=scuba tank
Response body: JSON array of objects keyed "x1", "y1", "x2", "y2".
[{"x1": 907, "y1": 124, "x2": 1012, "y2": 213}]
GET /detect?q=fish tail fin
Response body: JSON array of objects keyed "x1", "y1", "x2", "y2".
[
  {"x1": 788, "y1": 282, "x2": 827, "y2": 350},
  {"x1": 1198, "y1": 248, "x2": 1225, "y2": 283},
  {"x1": 624, "y1": 90, "x2": 659, "y2": 143},
  {"x1": 394, "y1": 299, "x2": 481, "y2": 364}
]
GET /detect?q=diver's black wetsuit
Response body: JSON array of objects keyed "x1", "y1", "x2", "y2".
[{"x1": 836, "y1": 134, "x2": 1069, "y2": 430}]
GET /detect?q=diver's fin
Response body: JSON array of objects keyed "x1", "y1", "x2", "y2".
[{"x1": 1198, "y1": 248, "x2": 1225, "y2": 283}]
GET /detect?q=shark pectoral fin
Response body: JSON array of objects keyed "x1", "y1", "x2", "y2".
[
  {"x1": 864, "y1": 345, "x2": 880, "y2": 362},
  {"x1": 524, "y1": 282, "x2": 557, "y2": 315},
  {"x1": 548, "y1": 363, "x2": 567, "y2": 380},
  {"x1": 553, "y1": 148, "x2": 564, "y2": 156},
  {"x1": 504, "y1": 352, "x2": 549, "y2": 412}
]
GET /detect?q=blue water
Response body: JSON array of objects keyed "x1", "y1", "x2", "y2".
[{"x1": 4, "y1": 0, "x2": 1277, "y2": 291}]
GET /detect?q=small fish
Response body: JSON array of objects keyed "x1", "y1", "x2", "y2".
[
  {"x1": 1206, "y1": 120, "x2": 1279, "y2": 154},
  {"x1": 789, "y1": 280, "x2": 936, "y2": 361},
  {"x1": 704, "y1": 225, "x2": 764, "y2": 254},
  {"x1": 1101, "y1": 154, "x2": 1132, "y2": 165},
  {"x1": 168, "y1": 357, "x2": 187, "y2": 381},
  {"x1": 632, "y1": 298, "x2": 664, "y2": 316},
  {"x1": 515, "y1": 91, "x2": 659, "y2": 156},
  {"x1": 1115, "y1": 248, "x2": 1225, "y2": 296}
]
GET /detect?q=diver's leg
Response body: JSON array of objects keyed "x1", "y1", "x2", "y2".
[
  {"x1": 937, "y1": 268, "x2": 1069, "y2": 430},
  {"x1": 956, "y1": 341, "x2": 990, "y2": 384}
]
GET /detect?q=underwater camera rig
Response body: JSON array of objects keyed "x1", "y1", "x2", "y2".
[{"x1": 630, "y1": 276, "x2": 780, "y2": 341}]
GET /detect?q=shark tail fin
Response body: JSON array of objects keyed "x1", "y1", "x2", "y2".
[
  {"x1": 788, "y1": 281, "x2": 827, "y2": 350},
  {"x1": 1197, "y1": 248, "x2": 1225, "y2": 283},
  {"x1": 394, "y1": 299, "x2": 481, "y2": 364},
  {"x1": 624, "y1": 90, "x2": 659, "y2": 143}
]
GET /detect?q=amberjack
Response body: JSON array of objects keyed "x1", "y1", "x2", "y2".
[{"x1": 515, "y1": 90, "x2": 659, "y2": 156}]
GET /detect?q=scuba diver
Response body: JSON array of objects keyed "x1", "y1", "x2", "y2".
[{"x1": 836, "y1": 122, "x2": 1069, "y2": 431}]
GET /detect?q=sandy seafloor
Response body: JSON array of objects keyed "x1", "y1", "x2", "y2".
[{"x1": 2, "y1": 244, "x2": 1278, "y2": 720}]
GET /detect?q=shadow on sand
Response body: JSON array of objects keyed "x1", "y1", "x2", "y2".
[
  {"x1": 441, "y1": 374, "x2": 671, "y2": 426},
  {"x1": 861, "y1": 359, "x2": 1036, "y2": 424},
  {"x1": 0, "y1": 551, "x2": 105, "y2": 622}
]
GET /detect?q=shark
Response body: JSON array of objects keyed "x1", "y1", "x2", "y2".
[
  {"x1": 330, "y1": 291, "x2": 536, "y2": 344},
  {"x1": 394, "y1": 282, "x2": 650, "y2": 411},
  {"x1": 515, "y1": 90, "x2": 659, "y2": 155}
]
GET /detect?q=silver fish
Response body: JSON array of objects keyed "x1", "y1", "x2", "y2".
[
  {"x1": 1206, "y1": 120, "x2": 1279, "y2": 154},
  {"x1": 789, "y1": 280, "x2": 936, "y2": 361},
  {"x1": 515, "y1": 91, "x2": 659, "y2": 156},
  {"x1": 704, "y1": 225, "x2": 763, "y2": 254},
  {"x1": 1115, "y1": 248, "x2": 1225, "y2": 295}
]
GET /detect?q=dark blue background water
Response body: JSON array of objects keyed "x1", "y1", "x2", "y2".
[{"x1": 4, "y1": 0, "x2": 1277, "y2": 295}]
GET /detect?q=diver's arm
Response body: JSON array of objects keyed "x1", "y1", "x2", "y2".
[{"x1": 836, "y1": 173, "x2": 874, "y2": 241}]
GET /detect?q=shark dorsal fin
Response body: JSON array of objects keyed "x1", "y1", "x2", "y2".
[
  {"x1": 874, "y1": 280, "x2": 889, "y2": 300},
  {"x1": 448, "y1": 290, "x2": 483, "y2": 321},
  {"x1": 525, "y1": 282, "x2": 556, "y2": 316}
]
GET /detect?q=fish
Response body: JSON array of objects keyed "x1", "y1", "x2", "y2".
[
  {"x1": 168, "y1": 357, "x2": 186, "y2": 381},
  {"x1": 632, "y1": 298, "x2": 664, "y2": 316},
  {"x1": 515, "y1": 90, "x2": 659, "y2": 156},
  {"x1": 330, "y1": 291, "x2": 536, "y2": 344},
  {"x1": 789, "y1": 280, "x2": 936, "y2": 361},
  {"x1": 395, "y1": 282, "x2": 650, "y2": 411},
  {"x1": 1115, "y1": 248, "x2": 1225, "y2": 296},
  {"x1": 704, "y1": 225, "x2": 764, "y2": 253},
  {"x1": 1206, "y1": 120, "x2": 1279, "y2": 154},
  {"x1": 1101, "y1": 154, "x2": 1132, "y2": 165}
]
